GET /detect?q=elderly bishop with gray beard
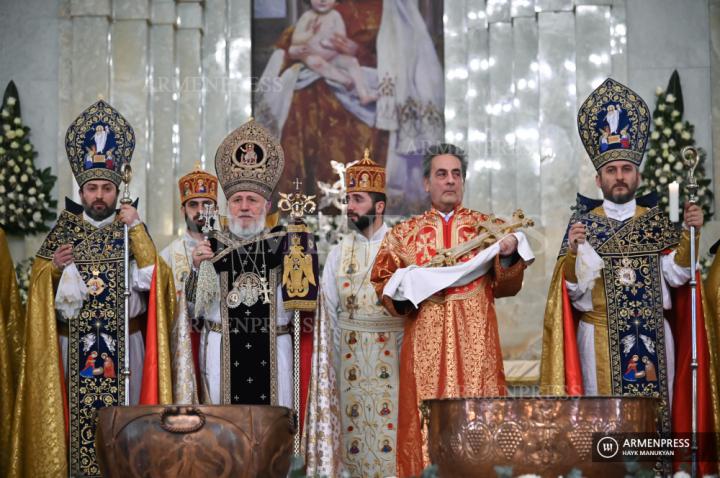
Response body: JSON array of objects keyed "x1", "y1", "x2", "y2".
[{"x1": 185, "y1": 119, "x2": 318, "y2": 414}]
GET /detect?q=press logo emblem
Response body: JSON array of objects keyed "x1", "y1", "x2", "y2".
[{"x1": 596, "y1": 436, "x2": 619, "y2": 459}]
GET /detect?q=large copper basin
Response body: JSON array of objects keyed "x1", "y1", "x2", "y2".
[
  {"x1": 96, "y1": 405, "x2": 295, "y2": 478},
  {"x1": 423, "y1": 396, "x2": 660, "y2": 478}
]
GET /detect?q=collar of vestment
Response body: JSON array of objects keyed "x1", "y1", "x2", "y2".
[
  {"x1": 83, "y1": 211, "x2": 116, "y2": 229},
  {"x1": 430, "y1": 204, "x2": 463, "y2": 223},
  {"x1": 601, "y1": 198, "x2": 636, "y2": 222},
  {"x1": 558, "y1": 193, "x2": 680, "y2": 257}
]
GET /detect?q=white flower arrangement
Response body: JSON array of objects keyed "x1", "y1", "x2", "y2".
[
  {"x1": 0, "y1": 84, "x2": 57, "y2": 235},
  {"x1": 639, "y1": 74, "x2": 713, "y2": 263}
]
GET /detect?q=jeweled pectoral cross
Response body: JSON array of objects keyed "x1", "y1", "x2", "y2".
[{"x1": 259, "y1": 276, "x2": 272, "y2": 304}]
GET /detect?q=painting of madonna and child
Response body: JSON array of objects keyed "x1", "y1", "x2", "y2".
[{"x1": 252, "y1": 0, "x2": 444, "y2": 215}]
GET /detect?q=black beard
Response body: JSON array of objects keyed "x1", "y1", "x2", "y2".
[
  {"x1": 348, "y1": 212, "x2": 373, "y2": 232},
  {"x1": 185, "y1": 214, "x2": 204, "y2": 233},
  {"x1": 83, "y1": 202, "x2": 115, "y2": 221}
]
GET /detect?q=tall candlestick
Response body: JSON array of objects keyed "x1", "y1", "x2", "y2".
[{"x1": 669, "y1": 180, "x2": 679, "y2": 222}]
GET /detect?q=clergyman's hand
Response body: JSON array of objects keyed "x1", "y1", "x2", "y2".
[
  {"x1": 683, "y1": 202, "x2": 703, "y2": 229},
  {"x1": 498, "y1": 235, "x2": 518, "y2": 257},
  {"x1": 191, "y1": 240, "x2": 213, "y2": 269},
  {"x1": 568, "y1": 222, "x2": 586, "y2": 254},
  {"x1": 52, "y1": 244, "x2": 74, "y2": 271},
  {"x1": 118, "y1": 204, "x2": 140, "y2": 226}
]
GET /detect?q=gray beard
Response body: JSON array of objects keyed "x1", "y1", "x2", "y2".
[{"x1": 228, "y1": 215, "x2": 265, "y2": 239}]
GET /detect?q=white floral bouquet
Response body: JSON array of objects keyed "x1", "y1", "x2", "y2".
[
  {"x1": 637, "y1": 71, "x2": 713, "y2": 221},
  {"x1": 0, "y1": 81, "x2": 57, "y2": 235}
]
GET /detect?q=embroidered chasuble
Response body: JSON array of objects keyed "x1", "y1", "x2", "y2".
[
  {"x1": 332, "y1": 228, "x2": 402, "y2": 477},
  {"x1": 565, "y1": 202, "x2": 679, "y2": 428},
  {"x1": 43, "y1": 209, "x2": 134, "y2": 475},
  {"x1": 541, "y1": 196, "x2": 720, "y2": 475},
  {"x1": 8, "y1": 99, "x2": 174, "y2": 478},
  {"x1": 371, "y1": 207, "x2": 527, "y2": 477},
  {"x1": 12, "y1": 202, "x2": 170, "y2": 478},
  {"x1": 208, "y1": 228, "x2": 286, "y2": 404}
]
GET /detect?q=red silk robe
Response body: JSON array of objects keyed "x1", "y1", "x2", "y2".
[{"x1": 371, "y1": 206, "x2": 527, "y2": 477}]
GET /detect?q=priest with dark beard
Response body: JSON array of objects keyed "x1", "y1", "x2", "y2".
[
  {"x1": 303, "y1": 149, "x2": 400, "y2": 477},
  {"x1": 9, "y1": 100, "x2": 173, "y2": 478}
]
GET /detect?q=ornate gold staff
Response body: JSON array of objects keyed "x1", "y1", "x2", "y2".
[
  {"x1": 278, "y1": 179, "x2": 317, "y2": 456},
  {"x1": 681, "y1": 146, "x2": 700, "y2": 477},
  {"x1": 120, "y1": 163, "x2": 133, "y2": 405}
]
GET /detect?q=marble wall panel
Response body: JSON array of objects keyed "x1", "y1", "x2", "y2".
[
  {"x1": 488, "y1": 22, "x2": 515, "y2": 216},
  {"x1": 148, "y1": 0, "x2": 176, "y2": 243},
  {"x1": 111, "y1": 19, "x2": 149, "y2": 218}
]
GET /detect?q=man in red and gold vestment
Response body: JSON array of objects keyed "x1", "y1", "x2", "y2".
[{"x1": 371, "y1": 143, "x2": 534, "y2": 476}]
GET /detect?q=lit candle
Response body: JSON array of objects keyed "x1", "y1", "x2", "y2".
[{"x1": 669, "y1": 181, "x2": 679, "y2": 222}]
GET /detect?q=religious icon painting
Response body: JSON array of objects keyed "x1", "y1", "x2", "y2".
[
  {"x1": 347, "y1": 331, "x2": 358, "y2": 346},
  {"x1": 251, "y1": 0, "x2": 445, "y2": 214},
  {"x1": 80, "y1": 351, "x2": 99, "y2": 378},
  {"x1": 233, "y1": 141, "x2": 264, "y2": 168},
  {"x1": 597, "y1": 102, "x2": 632, "y2": 152},
  {"x1": 83, "y1": 122, "x2": 117, "y2": 170},
  {"x1": 348, "y1": 439, "x2": 361, "y2": 455}
]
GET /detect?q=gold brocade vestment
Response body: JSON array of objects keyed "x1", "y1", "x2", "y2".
[
  {"x1": 8, "y1": 206, "x2": 174, "y2": 478},
  {"x1": 371, "y1": 207, "x2": 526, "y2": 477},
  {"x1": 0, "y1": 228, "x2": 23, "y2": 477}
]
